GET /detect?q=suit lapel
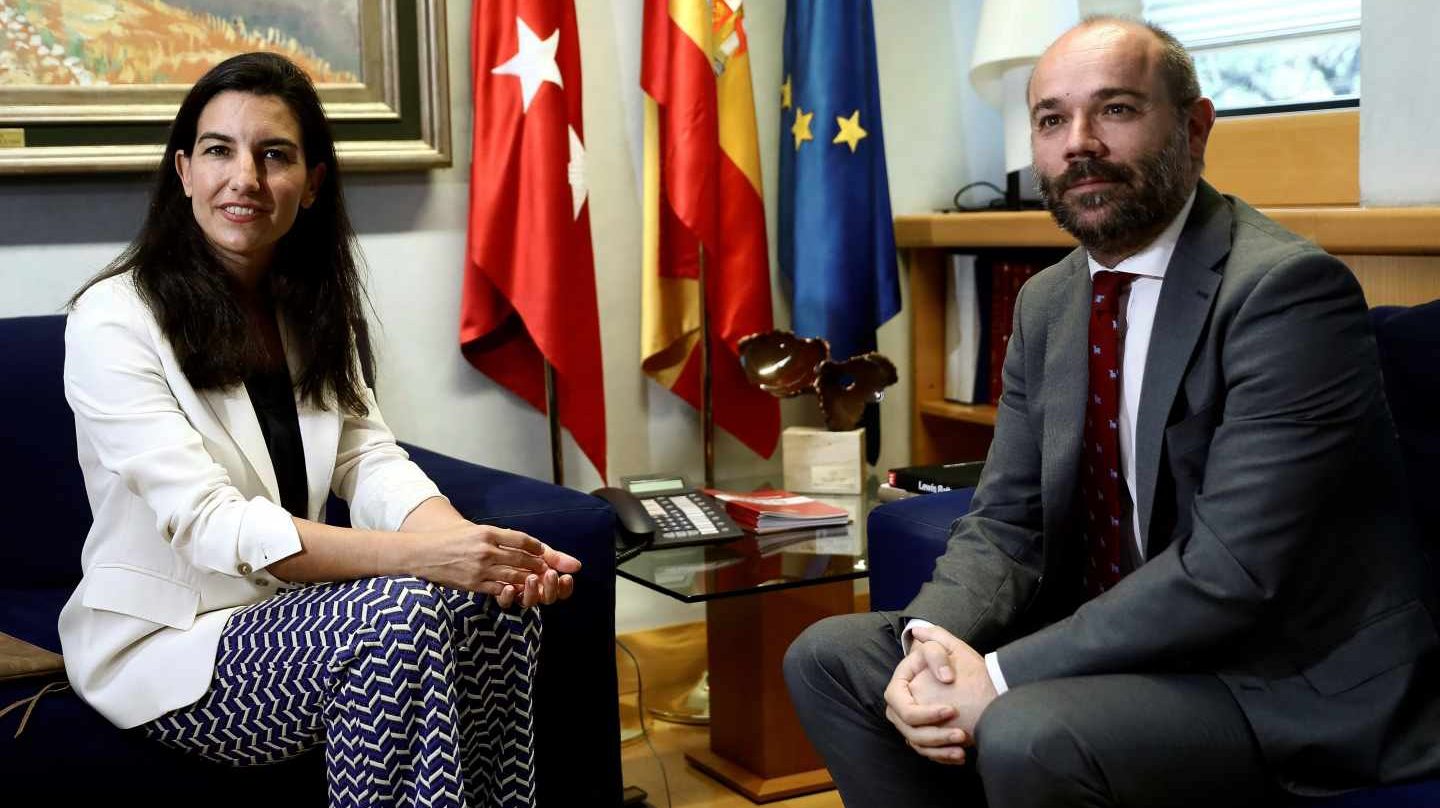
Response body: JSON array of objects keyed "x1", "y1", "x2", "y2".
[
  {"x1": 296, "y1": 399, "x2": 339, "y2": 520},
  {"x1": 200, "y1": 318, "x2": 341, "y2": 518},
  {"x1": 203, "y1": 384, "x2": 281, "y2": 503},
  {"x1": 1041, "y1": 250, "x2": 1092, "y2": 542},
  {"x1": 1134, "y1": 182, "x2": 1230, "y2": 554},
  {"x1": 280, "y1": 319, "x2": 341, "y2": 520}
]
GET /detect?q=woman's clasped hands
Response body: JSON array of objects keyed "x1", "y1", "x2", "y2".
[{"x1": 414, "y1": 523, "x2": 581, "y2": 609}]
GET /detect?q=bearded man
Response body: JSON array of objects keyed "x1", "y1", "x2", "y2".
[{"x1": 784, "y1": 16, "x2": 1440, "y2": 808}]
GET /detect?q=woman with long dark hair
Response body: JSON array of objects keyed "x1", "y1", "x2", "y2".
[{"x1": 60, "y1": 52, "x2": 571, "y2": 808}]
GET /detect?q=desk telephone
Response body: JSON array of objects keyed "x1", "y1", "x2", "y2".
[{"x1": 592, "y1": 474, "x2": 744, "y2": 555}]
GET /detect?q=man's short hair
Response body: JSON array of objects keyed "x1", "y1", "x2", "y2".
[{"x1": 1081, "y1": 15, "x2": 1201, "y2": 116}]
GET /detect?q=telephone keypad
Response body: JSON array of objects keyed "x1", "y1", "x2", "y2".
[{"x1": 647, "y1": 493, "x2": 730, "y2": 540}]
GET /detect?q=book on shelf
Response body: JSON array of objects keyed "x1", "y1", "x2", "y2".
[
  {"x1": 944, "y1": 253, "x2": 1048, "y2": 405},
  {"x1": 703, "y1": 488, "x2": 852, "y2": 534},
  {"x1": 987, "y1": 257, "x2": 1044, "y2": 402},
  {"x1": 876, "y1": 483, "x2": 918, "y2": 502},
  {"x1": 887, "y1": 461, "x2": 985, "y2": 494},
  {"x1": 944, "y1": 254, "x2": 983, "y2": 403}
]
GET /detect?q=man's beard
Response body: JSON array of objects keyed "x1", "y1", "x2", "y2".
[{"x1": 1035, "y1": 125, "x2": 1193, "y2": 255}]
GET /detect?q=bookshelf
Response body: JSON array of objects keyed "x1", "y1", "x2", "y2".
[{"x1": 898, "y1": 207, "x2": 1440, "y2": 466}]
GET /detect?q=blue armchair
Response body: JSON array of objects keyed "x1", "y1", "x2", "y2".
[
  {"x1": 0, "y1": 314, "x2": 623, "y2": 806},
  {"x1": 867, "y1": 301, "x2": 1440, "y2": 806}
]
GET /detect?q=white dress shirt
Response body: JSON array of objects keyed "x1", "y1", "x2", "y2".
[{"x1": 905, "y1": 191, "x2": 1198, "y2": 696}]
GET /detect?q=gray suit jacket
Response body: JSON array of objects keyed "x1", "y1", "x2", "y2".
[{"x1": 905, "y1": 181, "x2": 1440, "y2": 795}]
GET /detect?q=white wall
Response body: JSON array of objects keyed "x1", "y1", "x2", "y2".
[
  {"x1": 1360, "y1": 0, "x2": 1440, "y2": 206},
  {"x1": 1079, "y1": 0, "x2": 1144, "y2": 18},
  {"x1": 0, "y1": 0, "x2": 977, "y2": 633}
]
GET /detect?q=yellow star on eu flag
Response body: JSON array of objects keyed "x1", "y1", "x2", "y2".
[
  {"x1": 781, "y1": 75, "x2": 792, "y2": 109},
  {"x1": 833, "y1": 109, "x2": 868, "y2": 153},
  {"x1": 791, "y1": 107, "x2": 814, "y2": 150}
]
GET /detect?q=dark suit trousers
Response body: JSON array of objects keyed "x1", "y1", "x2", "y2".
[{"x1": 784, "y1": 612, "x2": 1279, "y2": 807}]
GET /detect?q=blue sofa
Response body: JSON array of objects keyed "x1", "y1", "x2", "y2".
[
  {"x1": 0, "y1": 314, "x2": 623, "y2": 806},
  {"x1": 868, "y1": 302, "x2": 1440, "y2": 806}
]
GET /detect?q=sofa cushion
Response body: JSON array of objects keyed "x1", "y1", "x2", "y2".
[
  {"x1": 0, "y1": 315, "x2": 91, "y2": 589},
  {"x1": 0, "y1": 673, "x2": 323, "y2": 805},
  {"x1": 867, "y1": 488, "x2": 976, "y2": 612},
  {"x1": 0, "y1": 585, "x2": 311, "y2": 804},
  {"x1": 1295, "y1": 780, "x2": 1440, "y2": 806},
  {"x1": 1372, "y1": 303, "x2": 1440, "y2": 544},
  {"x1": 0, "y1": 586, "x2": 67, "y2": 653}
]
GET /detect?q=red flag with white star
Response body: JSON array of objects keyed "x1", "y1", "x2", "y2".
[{"x1": 462, "y1": 0, "x2": 606, "y2": 479}]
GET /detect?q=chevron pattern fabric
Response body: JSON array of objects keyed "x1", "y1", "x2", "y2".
[{"x1": 143, "y1": 576, "x2": 540, "y2": 808}]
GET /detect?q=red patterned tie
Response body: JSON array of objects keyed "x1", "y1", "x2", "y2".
[{"x1": 1083, "y1": 270, "x2": 1136, "y2": 597}]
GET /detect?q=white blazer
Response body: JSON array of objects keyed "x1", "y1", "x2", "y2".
[{"x1": 59, "y1": 274, "x2": 442, "y2": 729}]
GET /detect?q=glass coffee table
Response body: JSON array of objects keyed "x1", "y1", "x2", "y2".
[{"x1": 617, "y1": 480, "x2": 875, "y2": 803}]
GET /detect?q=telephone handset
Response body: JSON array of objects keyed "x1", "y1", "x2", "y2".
[
  {"x1": 591, "y1": 487, "x2": 658, "y2": 563},
  {"x1": 593, "y1": 474, "x2": 745, "y2": 554}
]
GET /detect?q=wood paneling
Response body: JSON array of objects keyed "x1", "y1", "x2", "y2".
[
  {"x1": 895, "y1": 211, "x2": 1077, "y2": 249},
  {"x1": 1203, "y1": 109, "x2": 1359, "y2": 207},
  {"x1": 1340, "y1": 255, "x2": 1440, "y2": 306},
  {"x1": 919, "y1": 400, "x2": 998, "y2": 426},
  {"x1": 1269, "y1": 208, "x2": 1440, "y2": 255}
]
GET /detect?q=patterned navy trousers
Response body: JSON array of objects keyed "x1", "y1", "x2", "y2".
[{"x1": 142, "y1": 576, "x2": 540, "y2": 808}]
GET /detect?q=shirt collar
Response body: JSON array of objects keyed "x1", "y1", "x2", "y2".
[{"x1": 1087, "y1": 189, "x2": 1198, "y2": 281}]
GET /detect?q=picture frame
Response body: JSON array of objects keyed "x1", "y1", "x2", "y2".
[{"x1": 0, "y1": 0, "x2": 450, "y2": 175}]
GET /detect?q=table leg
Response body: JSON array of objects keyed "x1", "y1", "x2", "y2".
[{"x1": 684, "y1": 580, "x2": 853, "y2": 803}]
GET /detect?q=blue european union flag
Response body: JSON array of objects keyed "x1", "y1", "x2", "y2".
[{"x1": 778, "y1": 0, "x2": 900, "y2": 366}]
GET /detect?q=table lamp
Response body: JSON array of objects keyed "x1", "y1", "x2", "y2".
[{"x1": 970, "y1": 0, "x2": 1080, "y2": 209}]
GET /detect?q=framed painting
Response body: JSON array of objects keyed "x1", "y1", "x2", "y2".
[{"x1": 0, "y1": 0, "x2": 449, "y2": 174}]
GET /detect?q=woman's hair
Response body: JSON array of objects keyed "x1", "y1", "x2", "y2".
[{"x1": 72, "y1": 51, "x2": 375, "y2": 415}]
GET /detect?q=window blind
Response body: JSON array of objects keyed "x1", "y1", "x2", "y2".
[{"x1": 1143, "y1": 0, "x2": 1361, "y2": 49}]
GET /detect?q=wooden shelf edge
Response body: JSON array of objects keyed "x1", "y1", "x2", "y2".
[
  {"x1": 895, "y1": 211, "x2": 1076, "y2": 249},
  {"x1": 1263, "y1": 207, "x2": 1440, "y2": 255},
  {"x1": 918, "y1": 400, "x2": 998, "y2": 426},
  {"x1": 896, "y1": 206, "x2": 1440, "y2": 255}
]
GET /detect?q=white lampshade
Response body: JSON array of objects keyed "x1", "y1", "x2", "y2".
[{"x1": 970, "y1": 0, "x2": 1080, "y2": 174}]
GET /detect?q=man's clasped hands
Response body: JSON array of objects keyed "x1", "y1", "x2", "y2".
[{"x1": 884, "y1": 624, "x2": 1000, "y2": 766}]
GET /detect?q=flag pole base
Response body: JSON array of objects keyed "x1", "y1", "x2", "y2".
[{"x1": 648, "y1": 670, "x2": 710, "y2": 725}]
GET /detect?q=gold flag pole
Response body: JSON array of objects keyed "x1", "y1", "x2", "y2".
[
  {"x1": 648, "y1": 251, "x2": 715, "y2": 727},
  {"x1": 699, "y1": 245, "x2": 716, "y2": 488},
  {"x1": 543, "y1": 360, "x2": 564, "y2": 486}
]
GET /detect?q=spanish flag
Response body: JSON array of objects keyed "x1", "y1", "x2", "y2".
[{"x1": 640, "y1": 0, "x2": 780, "y2": 459}]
